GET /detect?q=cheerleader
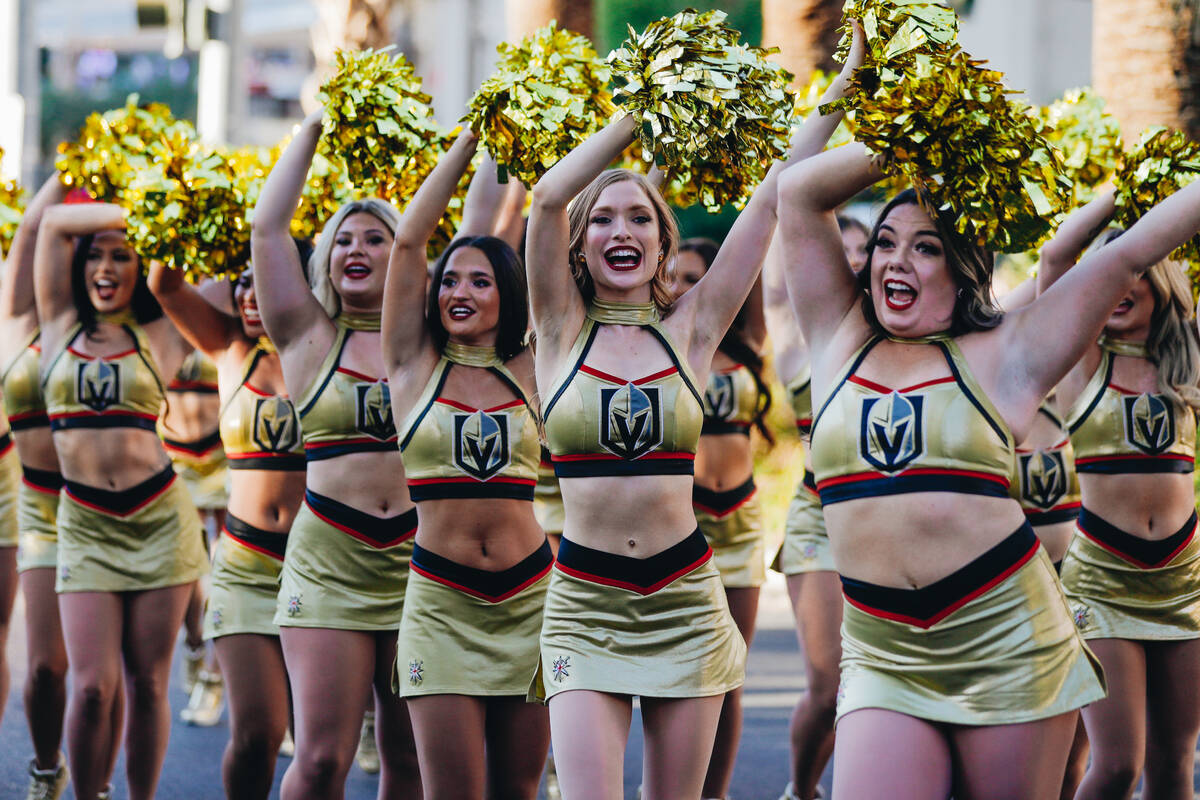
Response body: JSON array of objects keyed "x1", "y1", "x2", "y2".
[
  {"x1": 251, "y1": 109, "x2": 420, "y2": 800},
  {"x1": 1038, "y1": 191, "x2": 1200, "y2": 800},
  {"x1": 148, "y1": 252, "x2": 308, "y2": 799},
  {"x1": 383, "y1": 132, "x2": 550, "y2": 799},
  {"x1": 33, "y1": 201, "x2": 208, "y2": 800}
]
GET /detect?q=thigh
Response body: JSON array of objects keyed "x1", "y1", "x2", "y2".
[
  {"x1": 549, "y1": 690, "x2": 632, "y2": 800},
  {"x1": 724, "y1": 586, "x2": 760, "y2": 647},
  {"x1": 214, "y1": 634, "x2": 289, "y2": 732},
  {"x1": 1144, "y1": 638, "x2": 1200, "y2": 749},
  {"x1": 484, "y1": 696, "x2": 551, "y2": 795},
  {"x1": 21, "y1": 568, "x2": 67, "y2": 667},
  {"x1": 787, "y1": 571, "x2": 844, "y2": 686},
  {"x1": 1080, "y1": 639, "x2": 1147, "y2": 762},
  {"x1": 59, "y1": 592, "x2": 124, "y2": 685},
  {"x1": 640, "y1": 694, "x2": 725, "y2": 800},
  {"x1": 407, "y1": 695, "x2": 487, "y2": 796},
  {"x1": 950, "y1": 712, "x2": 1079, "y2": 800},
  {"x1": 832, "y1": 709, "x2": 952, "y2": 800},
  {"x1": 281, "y1": 627, "x2": 375, "y2": 754},
  {"x1": 0, "y1": 546, "x2": 17, "y2": 628},
  {"x1": 122, "y1": 584, "x2": 193, "y2": 676}
]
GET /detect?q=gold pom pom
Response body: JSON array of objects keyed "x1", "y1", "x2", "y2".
[
  {"x1": 316, "y1": 46, "x2": 441, "y2": 193},
  {"x1": 1038, "y1": 88, "x2": 1122, "y2": 208},
  {"x1": 1113, "y1": 127, "x2": 1200, "y2": 269},
  {"x1": 608, "y1": 9, "x2": 795, "y2": 212},
  {"x1": 835, "y1": 0, "x2": 959, "y2": 66},
  {"x1": 465, "y1": 22, "x2": 613, "y2": 187},
  {"x1": 0, "y1": 147, "x2": 24, "y2": 257}
]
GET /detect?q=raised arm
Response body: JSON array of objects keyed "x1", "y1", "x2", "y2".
[
  {"x1": 382, "y1": 131, "x2": 479, "y2": 376},
  {"x1": 147, "y1": 260, "x2": 240, "y2": 357},
  {"x1": 458, "y1": 153, "x2": 505, "y2": 238},
  {"x1": 249, "y1": 109, "x2": 329, "y2": 349},
  {"x1": 1036, "y1": 190, "x2": 1116, "y2": 296},
  {"x1": 492, "y1": 181, "x2": 527, "y2": 251},
  {"x1": 1, "y1": 176, "x2": 68, "y2": 334},
  {"x1": 527, "y1": 114, "x2": 637, "y2": 346},
  {"x1": 34, "y1": 203, "x2": 125, "y2": 347}
]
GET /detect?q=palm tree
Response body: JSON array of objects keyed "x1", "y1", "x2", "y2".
[
  {"x1": 506, "y1": 0, "x2": 593, "y2": 39},
  {"x1": 304, "y1": 0, "x2": 398, "y2": 110},
  {"x1": 761, "y1": 0, "x2": 843, "y2": 83}
]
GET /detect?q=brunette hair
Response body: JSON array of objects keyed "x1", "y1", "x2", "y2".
[
  {"x1": 71, "y1": 233, "x2": 162, "y2": 335},
  {"x1": 427, "y1": 235, "x2": 529, "y2": 361},
  {"x1": 307, "y1": 198, "x2": 401, "y2": 318}
]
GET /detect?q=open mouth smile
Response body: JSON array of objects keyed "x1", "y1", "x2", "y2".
[
  {"x1": 448, "y1": 304, "x2": 475, "y2": 321},
  {"x1": 604, "y1": 246, "x2": 642, "y2": 272},
  {"x1": 344, "y1": 262, "x2": 371, "y2": 280},
  {"x1": 883, "y1": 279, "x2": 917, "y2": 311}
]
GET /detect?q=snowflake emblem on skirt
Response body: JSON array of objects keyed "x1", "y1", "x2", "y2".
[
  {"x1": 802, "y1": 543, "x2": 818, "y2": 561},
  {"x1": 551, "y1": 655, "x2": 571, "y2": 682},
  {"x1": 286, "y1": 594, "x2": 302, "y2": 617},
  {"x1": 1072, "y1": 605, "x2": 1091, "y2": 631},
  {"x1": 408, "y1": 660, "x2": 423, "y2": 685},
  {"x1": 211, "y1": 609, "x2": 223, "y2": 630}
]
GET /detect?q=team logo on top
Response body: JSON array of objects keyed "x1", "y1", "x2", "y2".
[
  {"x1": 77, "y1": 359, "x2": 120, "y2": 412},
  {"x1": 1124, "y1": 393, "x2": 1174, "y2": 455},
  {"x1": 1019, "y1": 449, "x2": 1067, "y2": 509},
  {"x1": 453, "y1": 411, "x2": 510, "y2": 480},
  {"x1": 705, "y1": 373, "x2": 736, "y2": 420},
  {"x1": 355, "y1": 381, "x2": 395, "y2": 441},
  {"x1": 177, "y1": 351, "x2": 206, "y2": 383},
  {"x1": 599, "y1": 382, "x2": 663, "y2": 460},
  {"x1": 860, "y1": 392, "x2": 924, "y2": 472},
  {"x1": 253, "y1": 396, "x2": 300, "y2": 453}
]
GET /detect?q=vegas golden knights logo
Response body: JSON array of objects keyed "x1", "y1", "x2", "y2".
[
  {"x1": 1019, "y1": 449, "x2": 1067, "y2": 509},
  {"x1": 705, "y1": 373, "x2": 736, "y2": 420},
  {"x1": 355, "y1": 381, "x2": 396, "y2": 441},
  {"x1": 177, "y1": 351, "x2": 206, "y2": 383},
  {"x1": 77, "y1": 359, "x2": 120, "y2": 412},
  {"x1": 860, "y1": 392, "x2": 923, "y2": 472},
  {"x1": 453, "y1": 411, "x2": 510, "y2": 480},
  {"x1": 599, "y1": 382, "x2": 663, "y2": 460},
  {"x1": 1124, "y1": 393, "x2": 1174, "y2": 455},
  {"x1": 253, "y1": 396, "x2": 299, "y2": 453}
]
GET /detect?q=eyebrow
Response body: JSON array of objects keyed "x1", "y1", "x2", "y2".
[
  {"x1": 879, "y1": 223, "x2": 940, "y2": 239},
  {"x1": 443, "y1": 268, "x2": 493, "y2": 279},
  {"x1": 590, "y1": 204, "x2": 654, "y2": 215}
]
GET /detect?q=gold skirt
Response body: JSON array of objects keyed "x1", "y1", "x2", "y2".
[
  {"x1": 533, "y1": 455, "x2": 564, "y2": 537},
  {"x1": 169, "y1": 442, "x2": 230, "y2": 511},
  {"x1": 772, "y1": 472, "x2": 835, "y2": 575},
  {"x1": 56, "y1": 466, "x2": 207, "y2": 593},
  {"x1": 532, "y1": 530, "x2": 746, "y2": 703},
  {"x1": 16, "y1": 469, "x2": 62, "y2": 572},
  {"x1": 397, "y1": 541, "x2": 552, "y2": 697},
  {"x1": 274, "y1": 490, "x2": 416, "y2": 631},
  {"x1": 204, "y1": 513, "x2": 288, "y2": 640},
  {"x1": 839, "y1": 525, "x2": 1105, "y2": 726},
  {"x1": 694, "y1": 478, "x2": 765, "y2": 588},
  {"x1": 0, "y1": 438, "x2": 19, "y2": 547},
  {"x1": 1061, "y1": 508, "x2": 1200, "y2": 641}
]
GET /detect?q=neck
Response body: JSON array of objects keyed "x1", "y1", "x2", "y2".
[
  {"x1": 587, "y1": 296, "x2": 660, "y2": 326},
  {"x1": 337, "y1": 311, "x2": 382, "y2": 331},
  {"x1": 1100, "y1": 332, "x2": 1151, "y2": 358},
  {"x1": 444, "y1": 340, "x2": 501, "y2": 367}
]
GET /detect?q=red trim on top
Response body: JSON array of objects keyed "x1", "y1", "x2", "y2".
[
  {"x1": 1076, "y1": 453, "x2": 1193, "y2": 465},
  {"x1": 553, "y1": 547, "x2": 713, "y2": 596},
  {"x1": 1107, "y1": 381, "x2": 1141, "y2": 395},
  {"x1": 64, "y1": 474, "x2": 176, "y2": 517},
  {"x1": 900, "y1": 376, "x2": 957, "y2": 392},
  {"x1": 848, "y1": 374, "x2": 955, "y2": 394},
  {"x1": 244, "y1": 383, "x2": 286, "y2": 398},
  {"x1": 551, "y1": 451, "x2": 695, "y2": 462},
  {"x1": 1077, "y1": 517, "x2": 1197, "y2": 569},
  {"x1": 67, "y1": 346, "x2": 136, "y2": 360},
  {"x1": 407, "y1": 476, "x2": 536, "y2": 487},
  {"x1": 410, "y1": 560, "x2": 552, "y2": 603},
  {"x1": 579, "y1": 364, "x2": 678, "y2": 385},
  {"x1": 225, "y1": 450, "x2": 300, "y2": 461},
  {"x1": 303, "y1": 498, "x2": 416, "y2": 549},
  {"x1": 1017, "y1": 439, "x2": 1070, "y2": 454},
  {"x1": 1024, "y1": 500, "x2": 1081, "y2": 517},
  {"x1": 162, "y1": 439, "x2": 222, "y2": 457},
  {"x1": 304, "y1": 436, "x2": 397, "y2": 448},
  {"x1": 435, "y1": 397, "x2": 525, "y2": 413},
  {"x1": 222, "y1": 525, "x2": 286, "y2": 561},
  {"x1": 694, "y1": 487, "x2": 757, "y2": 518},
  {"x1": 335, "y1": 366, "x2": 387, "y2": 383},
  {"x1": 8, "y1": 410, "x2": 48, "y2": 424},
  {"x1": 816, "y1": 467, "x2": 1009, "y2": 490},
  {"x1": 50, "y1": 410, "x2": 159, "y2": 423}
]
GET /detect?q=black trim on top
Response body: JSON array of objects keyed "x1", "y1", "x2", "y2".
[
  {"x1": 0, "y1": 431, "x2": 9, "y2": 452},
  {"x1": 542, "y1": 324, "x2": 599, "y2": 421},
  {"x1": 802, "y1": 470, "x2": 817, "y2": 493},
  {"x1": 303, "y1": 489, "x2": 417, "y2": 548},
  {"x1": 701, "y1": 418, "x2": 751, "y2": 436},
  {"x1": 818, "y1": 472, "x2": 1009, "y2": 506},
  {"x1": 811, "y1": 337, "x2": 882, "y2": 434},
  {"x1": 9, "y1": 413, "x2": 49, "y2": 431},
  {"x1": 411, "y1": 540, "x2": 553, "y2": 601},
  {"x1": 398, "y1": 362, "x2": 452, "y2": 451},
  {"x1": 65, "y1": 464, "x2": 175, "y2": 515},
  {"x1": 693, "y1": 476, "x2": 756, "y2": 515},
  {"x1": 408, "y1": 480, "x2": 535, "y2": 502},
  {"x1": 840, "y1": 523, "x2": 1037, "y2": 625},
  {"x1": 297, "y1": 330, "x2": 351, "y2": 418},
  {"x1": 224, "y1": 512, "x2": 287, "y2": 560},
  {"x1": 1067, "y1": 354, "x2": 1114, "y2": 435},
  {"x1": 556, "y1": 528, "x2": 711, "y2": 592},
  {"x1": 1077, "y1": 507, "x2": 1197, "y2": 568},
  {"x1": 552, "y1": 456, "x2": 694, "y2": 479},
  {"x1": 50, "y1": 414, "x2": 158, "y2": 432},
  {"x1": 935, "y1": 340, "x2": 1010, "y2": 447},
  {"x1": 168, "y1": 382, "x2": 218, "y2": 395},
  {"x1": 643, "y1": 326, "x2": 703, "y2": 408},
  {"x1": 1076, "y1": 457, "x2": 1194, "y2": 475},
  {"x1": 1037, "y1": 405, "x2": 1064, "y2": 429},
  {"x1": 227, "y1": 454, "x2": 307, "y2": 472},
  {"x1": 304, "y1": 439, "x2": 399, "y2": 461},
  {"x1": 22, "y1": 466, "x2": 64, "y2": 492},
  {"x1": 124, "y1": 324, "x2": 168, "y2": 399},
  {"x1": 1026, "y1": 506, "x2": 1080, "y2": 527},
  {"x1": 162, "y1": 429, "x2": 223, "y2": 456}
]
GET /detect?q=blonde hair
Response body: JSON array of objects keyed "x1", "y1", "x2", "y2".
[
  {"x1": 307, "y1": 198, "x2": 402, "y2": 318},
  {"x1": 566, "y1": 169, "x2": 678, "y2": 315}
]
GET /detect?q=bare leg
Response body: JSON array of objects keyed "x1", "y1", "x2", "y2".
[
  {"x1": 549, "y1": 690, "x2": 632, "y2": 800},
  {"x1": 279, "y1": 627, "x2": 375, "y2": 800},
  {"x1": 214, "y1": 633, "x2": 290, "y2": 800},
  {"x1": 703, "y1": 585, "x2": 759, "y2": 799},
  {"x1": 121, "y1": 584, "x2": 193, "y2": 800},
  {"x1": 949, "y1": 712, "x2": 1078, "y2": 800},
  {"x1": 1141, "y1": 638, "x2": 1200, "y2": 800},
  {"x1": 407, "y1": 694, "x2": 487, "y2": 800},
  {"x1": 20, "y1": 566, "x2": 68, "y2": 770},
  {"x1": 0, "y1": 546, "x2": 17, "y2": 727},
  {"x1": 831, "y1": 709, "x2": 952, "y2": 800},
  {"x1": 786, "y1": 571, "x2": 843, "y2": 799},
  {"x1": 1061, "y1": 717, "x2": 1089, "y2": 800},
  {"x1": 484, "y1": 696, "x2": 551, "y2": 800},
  {"x1": 642, "y1": 694, "x2": 725, "y2": 800},
  {"x1": 371, "y1": 630, "x2": 421, "y2": 800},
  {"x1": 1075, "y1": 638, "x2": 1147, "y2": 800}
]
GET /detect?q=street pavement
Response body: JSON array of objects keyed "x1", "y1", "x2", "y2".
[{"x1": 0, "y1": 574, "x2": 827, "y2": 800}]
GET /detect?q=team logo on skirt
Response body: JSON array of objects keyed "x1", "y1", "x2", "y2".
[
  {"x1": 704, "y1": 373, "x2": 736, "y2": 420},
  {"x1": 860, "y1": 392, "x2": 924, "y2": 472},
  {"x1": 355, "y1": 381, "x2": 396, "y2": 441},
  {"x1": 551, "y1": 655, "x2": 571, "y2": 682},
  {"x1": 1072, "y1": 604, "x2": 1091, "y2": 631},
  {"x1": 286, "y1": 594, "x2": 302, "y2": 617},
  {"x1": 77, "y1": 358, "x2": 120, "y2": 412},
  {"x1": 599, "y1": 383, "x2": 662, "y2": 459},
  {"x1": 453, "y1": 411, "x2": 510, "y2": 480},
  {"x1": 210, "y1": 609, "x2": 223, "y2": 630},
  {"x1": 408, "y1": 659, "x2": 424, "y2": 685},
  {"x1": 1124, "y1": 393, "x2": 1174, "y2": 455},
  {"x1": 253, "y1": 396, "x2": 300, "y2": 453},
  {"x1": 1019, "y1": 449, "x2": 1067, "y2": 509}
]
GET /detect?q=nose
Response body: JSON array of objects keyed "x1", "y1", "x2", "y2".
[{"x1": 611, "y1": 216, "x2": 632, "y2": 240}]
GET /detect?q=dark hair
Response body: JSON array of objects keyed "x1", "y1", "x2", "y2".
[
  {"x1": 71, "y1": 233, "x2": 163, "y2": 335},
  {"x1": 857, "y1": 189, "x2": 1002, "y2": 336},
  {"x1": 837, "y1": 214, "x2": 870, "y2": 239},
  {"x1": 678, "y1": 237, "x2": 774, "y2": 446},
  {"x1": 427, "y1": 235, "x2": 529, "y2": 361},
  {"x1": 230, "y1": 237, "x2": 314, "y2": 308}
]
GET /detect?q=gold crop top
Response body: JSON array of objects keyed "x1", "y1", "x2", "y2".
[
  {"x1": 810, "y1": 336, "x2": 1013, "y2": 506},
  {"x1": 1012, "y1": 404, "x2": 1081, "y2": 526},
  {"x1": 295, "y1": 320, "x2": 397, "y2": 461},
  {"x1": 398, "y1": 345, "x2": 539, "y2": 501},
  {"x1": 168, "y1": 349, "x2": 219, "y2": 395},
  {"x1": 786, "y1": 365, "x2": 813, "y2": 439},
  {"x1": 701, "y1": 364, "x2": 759, "y2": 436},
  {"x1": 1067, "y1": 339, "x2": 1196, "y2": 474},
  {"x1": 542, "y1": 300, "x2": 704, "y2": 478},
  {"x1": 42, "y1": 323, "x2": 165, "y2": 432},
  {"x1": 220, "y1": 345, "x2": 305, "y2": 471},
  {"x1": 1, "y1": 330, "x2": 47, "y2": 430}
]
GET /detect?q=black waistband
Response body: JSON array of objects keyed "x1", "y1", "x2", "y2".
[
  {"x1": 0, "y1": 431, "x2": 10, "y2": 453},
  {"x1": 840, "y1": 523, "x2": 1039, "y2": 629},
  {"x1": 1025, "y1": 505, "x2": 1081, "y2": 527},
  {"x1": 802, "y1": 469, "x2": 817, "y2": 494},
  {"x1": 555, "y1": 528, "x2": 712, "y2": 595},
  {"x1": 162, "y1": 430, "x2": 223, "y2": 456},
  {"x1": 50, "y1": 414, "x2": 158, "y2": 432},
  {"x1": 818, "y1": 470, "x2": 1010, "y2": 506},
  {"x1": 304, "y1": 439, "x2": 399, "y2": 461},
  {"x1": 411, "y1": 540, "x2": 553, "y2": 602},
  {"x1": 303, "y1": 489, "x2": 417, "y2": 549},
  {"x1": 168, "y1": 382, "x2": 218, "y2": 395},
  {"x1": 692, "y1": 477, "x2": 756, "y2": 516},
  {"x1": 227, "y1": 453, "x2": 307, "y2": 472},
  {"x1": 1077, "y1": 507, "x2": 1197, "y2": 569},
  {"x1": 408, "y1": 478, "x2": 536, "y2": 503},
  {"x1": 551, "y1": 453, "x2": 695, "y2": 479},
  {"x1": 65, "y1": 464, "x2": 175, "y2": 515},
  {"x1": 1076, "y1": 455, "x2": 1194, "y2": 475},
  {"x1": 9, "y1": 413, "x2": 48, "y2": 431},
  {"x1": 701, "y1": 418, "x2": 751, "y2": 436},
  {"x1": 22, "y1": 466, "x2": 65, "y2": 493},
  {"x1": 223, "y1": 512, "x2": 287, "y2": 560}
]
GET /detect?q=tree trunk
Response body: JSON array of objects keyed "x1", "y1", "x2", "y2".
[
  {"x1": 505, "y1": 0, "x2": 593, "y2": 40},
  {"x1": 1093, "y1": 0, "x2": 1200, "y2": 141},
  {"x1": 304, "y1": 0, "x2": 398, "y2": 110},
  {"x1": 761, "y1": 0, "x2": 843, "y2": 84}
]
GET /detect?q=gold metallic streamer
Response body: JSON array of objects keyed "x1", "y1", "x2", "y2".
[
  {"x1": 1037, "y1": 88, "x2": 1122, "y2": 208},
  {"x1": 1113, "y1": 127, "x2": 1200, "y2": 278},
  {"x1": 0, "y1": 147, "x2": 24, "y2": 257}
]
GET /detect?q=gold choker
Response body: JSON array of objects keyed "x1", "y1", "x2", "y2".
[
  {"x1": 337, "y1": 312, "x2": 382, "y2": 331},
  {"x1": 256, "y1": 336, "x2": 277, "y2": 354},
  {"x1": 586, "y1": 298, "x2": 660, "y2": 326},
  {"x1": 97, "y1": 309, "x2": 136, "y2": 326},
  {"x1": 444, "y1": 341, "x2": 502, "y2": 367},
  {"x1": 1099, "y1": 335, "x2": 1150, "y2": 359}
]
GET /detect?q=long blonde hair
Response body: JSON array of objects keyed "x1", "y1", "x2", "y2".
[
  {"x1": 307, "y1": 198, "x2": 402, "y2": 318},
  {"x1": 566, "y1": 169, "x2": 678, "y2": 315}
]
